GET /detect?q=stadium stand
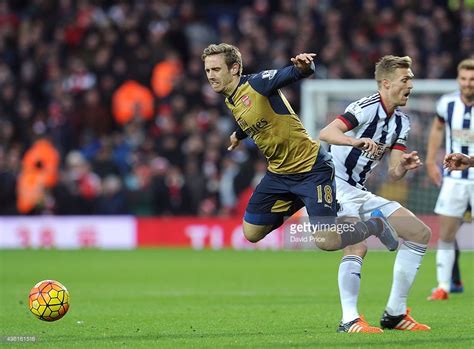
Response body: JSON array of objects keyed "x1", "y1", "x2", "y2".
[{"x1": 0, "y1": 0, "x2": 471, "y2": 215}]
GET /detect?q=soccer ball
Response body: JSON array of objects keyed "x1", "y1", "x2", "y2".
[{"x1": 29, "y1": 280, "x2": 70, "y2": 321}]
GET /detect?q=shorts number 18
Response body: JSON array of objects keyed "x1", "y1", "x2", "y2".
[{"x1": 316, "y1": 185, "x2": 333, "y2": 204}]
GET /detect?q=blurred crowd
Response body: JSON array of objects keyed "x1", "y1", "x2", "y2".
[{"x1": 0, "y1": 0, "x2": 472, "y2": 216}]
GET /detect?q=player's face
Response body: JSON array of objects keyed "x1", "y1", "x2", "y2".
[
  {"x1": 387, "y1": 68, "x2": 414, "y2": 107},
  {"x1": 457, "y1": 68, "x2": 474, "y2": 102},
  {"x1": 204, "y1": 54, "x2": 236, "y2": 95}
]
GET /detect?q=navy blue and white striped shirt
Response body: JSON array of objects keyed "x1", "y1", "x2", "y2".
[
  {"x1": 436, "y1": 91, "x2": 474, "y2": 180},
  {"x1": 330, "y1": 93, "x2": 411, "y2": 189}
]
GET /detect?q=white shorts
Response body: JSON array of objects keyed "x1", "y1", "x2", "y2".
[
  {"x1": 335, "y1": 177, "x2": 401, "y2": 221},
  {"x1": 434, "y1": 177, "x2": 474, "y2": 218}
]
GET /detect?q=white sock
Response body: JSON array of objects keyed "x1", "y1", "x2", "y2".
[
  {"x1": 386, "y1": 241, "x2": 427, "y2": 316},
  {"x1": 338, "y1": 255, "x2": 363, "y2": 323},
  {"x1": 436, "y1": 240, "x2": 455, "y2": 292}
]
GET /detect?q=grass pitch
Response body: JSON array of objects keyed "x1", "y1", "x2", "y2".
[{"x1": 0, "y1": 249, "x2": 473, "y2": 348}]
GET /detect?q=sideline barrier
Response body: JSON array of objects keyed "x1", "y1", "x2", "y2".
[{"x1": 0, "y1": 216, "x2": 472, "y2": 250}]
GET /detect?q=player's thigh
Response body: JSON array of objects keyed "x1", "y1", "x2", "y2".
[
  {"x1": 243, "y1": 198, "x2": 303, "y2": 243},
  {"x1": 388, "y1": 207, "x2": 431, "y2": 244},
  {"x1": 336, "y1": 178, "x2": 369, "y2": 218},
  {"x1": 359, "y1": 193, "x2": 401, "y2": 221},
  {"x1": 293, "y1": 160, "x2": 338, "y2": 220},
  {"x1": 295, "y1": 175, "x2": 340, "y2": 249},
  {"x1": 434, "y1": 178, "x2": 471, "y2": 218},
  {"x1": 438, "y1": 215, "x2": 462, "y2": 242},
  {"x1": 243, "y1": 174, "x2": 300, "y2": 242}
]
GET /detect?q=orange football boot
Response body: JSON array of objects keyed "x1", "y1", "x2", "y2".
[
  {"x1": 338, "y1": 315, "x2": 384, "y2": 333},
  {"x1": 380, "y1": 308, "x2": 431, "y2": 331}
]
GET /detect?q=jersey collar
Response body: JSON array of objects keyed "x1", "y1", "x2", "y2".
[
  {"x1": 379, "y1": 92, "x2": 395, "y2": 117},
  {"x1": 227, "y1": 75, "x2": 249, "y2": 105}
]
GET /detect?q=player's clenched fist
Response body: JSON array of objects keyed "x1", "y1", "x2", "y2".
[{"x1": 443, "y1": 153, "x2": 473, "y2": 171}]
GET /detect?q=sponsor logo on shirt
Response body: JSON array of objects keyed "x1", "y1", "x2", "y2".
[
  {"x1": 237, "y1": 117, "x2": 269, "y2": 137},
  {"x1": 362, "y1": 141, "x2": 387, "y2": 160},
  {"x1": 452, "y1": 129, "x2": 474, "y2": 145}
]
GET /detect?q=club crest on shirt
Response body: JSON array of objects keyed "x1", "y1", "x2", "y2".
[
  {"x1": 361, "y1": 141, "x2": 387, "y2": 160},
  {"x1": 241, "y1": 95, "x2": 251, "y2": 107}
]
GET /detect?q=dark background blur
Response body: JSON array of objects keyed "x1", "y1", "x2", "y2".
[{"x1": 0, "y1": 0, "x2": 472, "y2": 216}]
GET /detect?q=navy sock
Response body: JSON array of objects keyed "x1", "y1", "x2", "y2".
[
  {"x1": 452, "y1": 240, "x2": 461, "y2": 284},
  {"x1": 339, "y1": 218, "x2": 383, "y2": 248},
  {"x1": 364, "y1": 218, "x2": 383, "y2": 235}
]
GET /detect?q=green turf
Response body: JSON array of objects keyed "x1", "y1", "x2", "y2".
[{"x1": 0, "y1": 249, "x2": 473, "y2": 348}]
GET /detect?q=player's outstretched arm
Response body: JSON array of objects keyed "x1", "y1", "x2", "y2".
[
  {"x1": 443, "y1": 153, "x2": 473, "y2": 171},
  {"x1": 319, "y1": 119, "x2": 378, "y2": 154},
  {"x1": 388, "y1": 149, "x2": 422, "y2": 181}
]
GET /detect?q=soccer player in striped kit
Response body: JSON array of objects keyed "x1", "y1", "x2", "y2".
[
  {"x1": 320, "y1": 55, "x2": 431, "y2": 333},
  {"x1": 426, "y1": 58, "x2": 474, "y2": 301}
]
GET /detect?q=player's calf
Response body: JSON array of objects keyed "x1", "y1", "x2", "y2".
[
  {"x1": 314, "y1": 215, "x2": 397, "y2": 251},
  {"x1": 314, "y1": 229, "x2": 342, "y2": 251},
  {"x1": 338, "y1": 215, "x2": 397, "y2": 251}
]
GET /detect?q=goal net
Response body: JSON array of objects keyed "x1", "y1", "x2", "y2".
[{"x1": 301, "y1": 79, "x2": 458, "y2": 215}]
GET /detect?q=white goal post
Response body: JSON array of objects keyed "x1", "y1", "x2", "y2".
[{"x1": 301, "y1": 79, "x2": 458, "y2": 138}]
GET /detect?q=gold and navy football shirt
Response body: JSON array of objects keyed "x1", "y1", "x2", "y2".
[{"x1": 225, "y1": 66, "x2": 321, "y2": 174}]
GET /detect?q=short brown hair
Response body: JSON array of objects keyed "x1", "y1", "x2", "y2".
[
  {"x1": 457, "y1": 58, "x2": 474, "y2": 72},
  {"x1": 375, "y1": 55, "x2": 412, "y2": 87},
  {"x1": 201, "y1": 43, "x2": 243, "y2": 76}
]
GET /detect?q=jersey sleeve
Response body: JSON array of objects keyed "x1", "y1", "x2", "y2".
[
  {"x1": 391, "y1": 117, "x2": 410, "y2": 152},
  {"x1": 247, "y1": 63, "x2": 315, "y2": 96},
  {"x1": 234, "y1": 123, "x2": 248, "y2": 140},
  {"x1": 435, "y1": 96, "x2": 447, "y2": 123},
  {"x1": 336, "y1": 112, "x2": 359, "y2": 130},
  {"x1": 336, "y1": 101, "x2": 371, "y2": 130}
]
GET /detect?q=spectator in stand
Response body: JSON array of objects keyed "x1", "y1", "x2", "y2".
[
  {"x1": 61, "y1": 151, "x2": 102, "y2": 215},
  {"x1": 96, "y1": 175, "x2": 128, "y2": 215}
]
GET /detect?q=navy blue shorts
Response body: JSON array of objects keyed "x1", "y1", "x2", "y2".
[{"x1": 244, "y1": 150, "x2": 337, "y2": 226}]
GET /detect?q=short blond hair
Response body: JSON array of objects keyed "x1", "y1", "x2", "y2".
[
  {"x1": 201, "y1": 43, "x2": 243, "y2": 76},
  {"x1": 375, "y1": 55, "x2": 412, "y2": 88},
  {"x1": 457, "y1": 58, "x2": 474, "y2": 72}
]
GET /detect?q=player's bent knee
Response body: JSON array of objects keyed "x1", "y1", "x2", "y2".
[
  {"x1": 242, "y1": 221, "x2": 272, "y2": 243},
  {"x1": 408, "y1": 220, "x2": 432, "y2": 244},
  {"x1": 243, "y1": 230, "x2": 262, "y2": 243},
  {"x1": 418, "y1": 223, "x2": 432, "y2": 244}
]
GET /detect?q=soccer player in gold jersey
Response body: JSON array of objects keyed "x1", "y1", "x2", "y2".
[{"x1": 202, "y1": 43, "x2": 398, "y2": 252}]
